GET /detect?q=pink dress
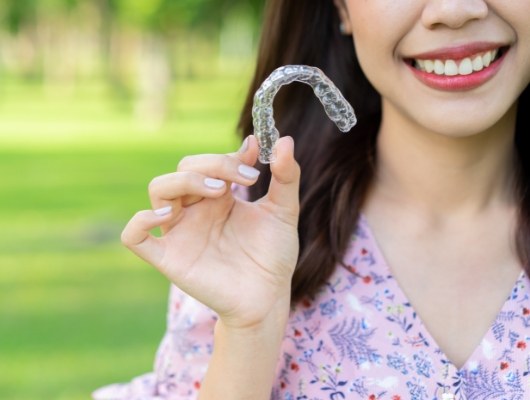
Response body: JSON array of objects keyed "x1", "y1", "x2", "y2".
[{"x1": 93, "y1": 193, "x2": 530, "y2": 400}]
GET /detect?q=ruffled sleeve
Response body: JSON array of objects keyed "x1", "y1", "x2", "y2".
[{"x1": 92, "y1": 184, "x2": 249, "y2": 400}]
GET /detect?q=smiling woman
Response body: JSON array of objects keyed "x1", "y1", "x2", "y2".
[{"x1": 93, "y1": 0, "x2": 530, "y2": 399}]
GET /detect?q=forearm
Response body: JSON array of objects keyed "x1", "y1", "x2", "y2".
[{"x1": 198, "y1": 300, "x2": 289, "y2": 400}]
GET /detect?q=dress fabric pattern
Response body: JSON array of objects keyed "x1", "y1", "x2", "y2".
[{"x1": 93, "y1": 212, "x2": 530, "y2": 400}]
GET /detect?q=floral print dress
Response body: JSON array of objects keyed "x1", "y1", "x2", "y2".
[{"x1": 93, "y1": 197, "x2": 530, "y2": 400}]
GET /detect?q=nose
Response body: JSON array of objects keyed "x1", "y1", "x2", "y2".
[{"x1": 421, "y1": 0, "x2": 489, "y2": 29}]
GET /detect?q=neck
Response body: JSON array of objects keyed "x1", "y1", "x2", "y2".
[{"x1": 372, "y1": 103, "x2": 518, "y2": 220}]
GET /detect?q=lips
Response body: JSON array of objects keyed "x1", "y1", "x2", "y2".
[{"x1": 404, "y1": 45, "x2": 509, "y2": 91}]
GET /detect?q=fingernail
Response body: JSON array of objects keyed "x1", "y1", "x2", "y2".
[
  {"x1": 154, "y1": 206, "x2": 172, "y2": 216},
  {"x1": 238, "y1": 164, "x2": 260, "y2": 179},
  {"x1": 204, "y1": 177, "x2": 226, "y2": 189},
  {"x1": 238, "y1": 136, "x2": 249, "y2": 153}
]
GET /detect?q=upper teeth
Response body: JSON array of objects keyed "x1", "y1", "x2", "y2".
[{"x1": 415, "y1": 49, "x2": 498, "y2": 76}]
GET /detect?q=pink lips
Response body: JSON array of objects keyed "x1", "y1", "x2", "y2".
[{"x1": 406, "y1": 43, "x2": 508, "y2": 91}]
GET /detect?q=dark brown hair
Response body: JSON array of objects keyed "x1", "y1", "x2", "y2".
[{"x1": 237, "y1": 0, "x2": 530, "y2": 303}]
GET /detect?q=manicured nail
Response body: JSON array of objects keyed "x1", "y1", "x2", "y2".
[
  {"x1": 204, "y1": 177, "x2": 226, "y2": 189},
  {"x1": 238, "y1": 164, "x2": 260, "y2": 179},
  {"x1": 238, "y1": 136, "x2": 249, "y2": 153},
  {"x1": 154, "y1": 206, "x2": 172, "y2": 216}
]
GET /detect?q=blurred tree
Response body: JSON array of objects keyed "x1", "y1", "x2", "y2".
[
  {"x1": 0, "y1": 0, "x2": 36, "y2": 34},
  {"x1": 0, "y1": 0, "x2": 265, "y2": 125},
  {"x1": 113, "y1": 0, "x2": 264, "y2": 34},
  {"x1": 106, "y1": 0, "x2": 264, "y2": 128}
]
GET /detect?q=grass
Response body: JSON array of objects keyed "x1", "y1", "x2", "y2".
[{"x1": 0, "y1": 74, "x2": 250, "y2": 399}]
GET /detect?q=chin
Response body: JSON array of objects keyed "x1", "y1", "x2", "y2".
[
  {"x1": 417, "y1": 106, "x2": 514, "y2": 139},
  {"x1": 432, "y1": 124, "x2": 511, "y2": 141}
]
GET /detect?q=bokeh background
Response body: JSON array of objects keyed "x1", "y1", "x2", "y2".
[{"x1": 0, "y1": 1, "x2": 264, "y2": 398}]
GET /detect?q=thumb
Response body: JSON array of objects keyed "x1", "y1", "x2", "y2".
[{"x1": 267, "y1": 136, "x2": 301, "y2": 213}]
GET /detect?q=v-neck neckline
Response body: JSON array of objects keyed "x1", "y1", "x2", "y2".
[{"x1": 357, "y1": 212, "x2": 525, "y2": 373}]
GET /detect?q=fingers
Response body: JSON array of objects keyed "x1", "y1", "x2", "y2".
[
  {"x1": 149, "y1": 135, "x2": 261, "y2": 209},
  {"x1": 123, "y1": 135, "x2": 300, "y2": 269},
  {"x1": 149, "y1": 171, "x2": 228, "y2": 208},
  {"x1": 175, "y1": 135, "x2": 260, "y2": 182},
  {"x1": 120, "y1": 208, "x2": 174, "y2": 267},
  {"x1": 267, "y1": 136, "x2": 301, "y2": 213},
  {"x1": 125, "y1": 136, "x2": 261, "y2": 268},
  {"x1": 229, "y1": 134, "x2": 260, "y2": 165}
]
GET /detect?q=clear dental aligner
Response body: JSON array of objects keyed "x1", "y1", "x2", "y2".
[{"x1": 252, "y1": 65, "x2": 357, "y2": 164}]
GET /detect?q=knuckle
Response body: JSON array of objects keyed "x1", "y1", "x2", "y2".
[
  {"x1": 168, "y1": 171, "x2": 196, "y2": 193},
  {"x1": 148, "y1": 176, "x2": 161, "y2": 194},
  {"x1": 134, "y1": 210, "x2": 150, "y2": 224},
  {"x1": 133, "y1": 210, "x2": 145, "y2": 219},
  {"x1": 178, "y1": 171, "x2": 194, "y2": 186},
  {"x1": 177, "y1": 155, "x2": 193, "y2": 171},
  {"x1": 220, "y1": 154, "x2": 236, "y2": 174},
  {"x1": 120, "y1": 227, "x2": 131, "y2": 246},
  {"x1": 120, "y1": 211, "x2": 147, "y2": 246}
]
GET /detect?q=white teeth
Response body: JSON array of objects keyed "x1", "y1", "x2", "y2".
[
  {"x1": 491, "y1": 48, "x2": 498, "y2": 60},
  {"x1": 472, "y1": 55, "x2": 483, "y2": 71},
  {"x1": 424, "y1": 59, "x2": 434, "y2": 73},
  {"x1": 434, "y1": 60, "x2": 445, "y2": 75},
  {"x1": 444, "y1": 60, "x2": 458, "y2": 76},
  {"x1": 482, "y1": 51, "x2": 492, "y2": 67},
  {"x1": 458, "y1": 58, "x2": 473, "y2": 75},
  {"x1": 413, "y1": 48, "x2": 500, "y2": 76}
]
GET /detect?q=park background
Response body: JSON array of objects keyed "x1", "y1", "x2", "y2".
[{"x1": 0, "y1": 1, "x2": 264, "y2": 398}]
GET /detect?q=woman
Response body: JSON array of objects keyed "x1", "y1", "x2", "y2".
[{"x1": 93, "y1": 0, "x2": 530, "y2": 398}]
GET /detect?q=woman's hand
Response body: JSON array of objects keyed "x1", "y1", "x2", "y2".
[{"x1": 121, "y1": 135, "x2": 300, "y2": 330}]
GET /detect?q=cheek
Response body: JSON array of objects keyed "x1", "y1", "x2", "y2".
[
  {"x1": 349, "y1": 19, "x2": 399, "y2": 96},
  {"x1": 346, "y1": 2, "x2": 416, "y2": 70},
  {"x1": 490, "y1": 0, "x2": 530, "y2": 28},
  {"x1": 352, "y1": 37, "x2": 405, "y2": 118},
  {"x1": 516, "y1": 20, "x2": 530, "y2": 86},
  {"x1": 349, "y1": 12, "x2": 391, "y2": 70},
  {"x1": 500, "y1": 11, "x2": 530, "y2": 88},
  {"x1": 345, "y1": 0, "x2": 423, "y2": 100},
  {"x1": 489, "y1": 0, "x2": 530, "y2": 73}
]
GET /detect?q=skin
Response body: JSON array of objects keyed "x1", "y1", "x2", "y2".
[
  {"x1": 335, "y1": 0, "x2": 530, "y2": 367},
  {"x1": 121, "y1": 135, "x2": 300, "y2": 399},
  {"x1": 337, "y1": 0, "x2": 530, "y2": 135},
  {"x1": 121, "y1": 0, "x2": 530, "y2": 397}
]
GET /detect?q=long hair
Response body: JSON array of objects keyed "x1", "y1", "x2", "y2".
[{"x1": 237, "y1": 0, "x2": 530, "y2": 303}]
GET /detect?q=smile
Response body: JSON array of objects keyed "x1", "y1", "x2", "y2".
[
  {"x1": 409, "y1": 47, "x2": 507, "y2": 77},
  {"x1": 405, "y1": 45, "x2": 509, "y2": 91}
]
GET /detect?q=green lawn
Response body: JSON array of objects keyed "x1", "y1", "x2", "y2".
[{"x1": 0, "y1": 76, "x2": 248, "y2": 399}]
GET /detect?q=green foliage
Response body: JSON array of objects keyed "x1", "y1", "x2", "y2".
[
  {"x1": 0, "y1": 0, "x2": 265, "y2": 34},
  {"x1": 112, "y1": 0, "x2": 165, "y2": 28},
  {"x1": 112, "y1": 0, "x2": 265, "y2": 35},
  {"x1": 0, "y1": 0, "x2": 36, "y2": 33},
  {"x1": 0, "y1": 0, "x2": 84, "y2": 32}
]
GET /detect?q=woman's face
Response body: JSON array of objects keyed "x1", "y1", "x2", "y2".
[{"x1": 337, "y1": 0, "x2": 530, "y2": 137}]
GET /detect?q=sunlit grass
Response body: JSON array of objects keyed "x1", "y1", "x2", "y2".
[
  {"x1": 0, "y1": 73, "x2": 251, "y2": 399},
  {"x1": 0, "y1": 77, "x2": 248, "y2": 150}
]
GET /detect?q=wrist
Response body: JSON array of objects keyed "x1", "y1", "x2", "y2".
[
  {"x1": 199, "y1": 296, "x2": 290, "y2": 400},
  {"x1": 218, "y1": 290, "x2": 291, "y2": 337}
]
